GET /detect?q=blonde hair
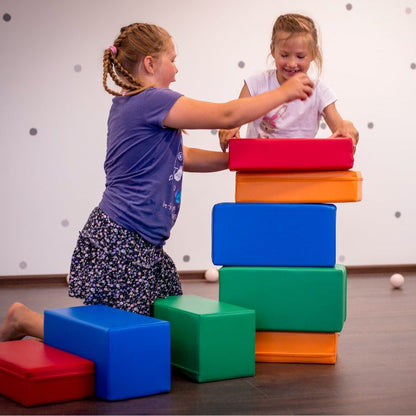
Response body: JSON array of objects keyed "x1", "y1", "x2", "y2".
[
  {"x1": 271, "y1": 14, "x2": 322, "y2": 75},
  {"x1": 103, "y1": 23, "x2": 172, "y2": 97}
]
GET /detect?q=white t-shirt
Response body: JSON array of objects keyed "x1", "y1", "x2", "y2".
[{"x1": 245, "y1": 70, "x2": 337, "y2": 138}]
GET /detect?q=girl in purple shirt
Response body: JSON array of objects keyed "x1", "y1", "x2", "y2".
[{"x1": 1, "y1": 22, "x2": 314, "y2": 341}]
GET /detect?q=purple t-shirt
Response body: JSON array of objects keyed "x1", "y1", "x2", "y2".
[{"x1": 99, "y1": 88, "x2": 183, "y2": 246}]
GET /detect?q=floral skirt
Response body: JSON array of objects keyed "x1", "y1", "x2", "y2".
[{"x1": 68, "y1": 207, "x2": 182, "y2": 316}]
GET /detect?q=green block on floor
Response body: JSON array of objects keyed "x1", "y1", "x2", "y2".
[
  {"x1": 153, "y1": 295, "x2": 255, "y2": 383},
  {"x1": 219, "y1": 265, "x2": 347, "y2": 332}
]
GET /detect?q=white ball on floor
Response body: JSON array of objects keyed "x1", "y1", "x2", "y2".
[
  {"x1": 204, "y1": 268, "x2": 219, "y2": 282},
  {"x1": 390, "y1": 273, "x2": 404, "y2": 289}
]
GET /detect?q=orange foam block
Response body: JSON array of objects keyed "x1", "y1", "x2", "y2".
[
  {"x1": 256, "y1": 331, "x2": 338, "y2": 364},
  {"x1": 235, "y1": 170, "x2": 362, "y2": 203},
  {"x1": 229, "y1": 138, "x2": 354, "y2": 171}
]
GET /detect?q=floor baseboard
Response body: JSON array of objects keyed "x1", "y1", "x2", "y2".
[{"x1": 0, "y1": 264, "x2": 414, "y2": 287}]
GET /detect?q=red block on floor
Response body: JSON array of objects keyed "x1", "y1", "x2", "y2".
[{"x1": 0, "y1": 338, "x2": 95, "y2": 407}]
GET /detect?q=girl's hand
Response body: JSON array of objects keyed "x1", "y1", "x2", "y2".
[
  {"x1": 279, "y1": 73, "x2": 314, "y2": 102},
  {"x1": 219, "y1": 127, "x2": 240, "y2": 152},
  {"x1": 330, "y1": 120, "x2": 359, "y2": 150}
]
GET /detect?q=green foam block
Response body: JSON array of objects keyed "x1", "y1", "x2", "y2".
[
  {"x1": 153, "y1": 295, "x2": 255, "y2": 383},
  {"x1": 219, "y1": 265, "x2": 347, "y2": 332}
]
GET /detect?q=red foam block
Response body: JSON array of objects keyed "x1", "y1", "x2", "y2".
[
  {"x1": 0, "y1": 339, "x2": 95, "y2": 407},
  {"x1": 228, "y1": 137, "x2": 354, "y2": 171}
]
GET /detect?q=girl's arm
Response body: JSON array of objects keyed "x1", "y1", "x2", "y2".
[
  {"x1": 323, "y1": 102, "x2": 359, "y2": 146},
  {"x1": 163, "y1": 72, "x2": 313, "y2": 131},
  {"x1": 218, "y1": 83, "x2": 252, "y2": 152},
  {"x1": 183, "y1": 146, "x2": 229, "y2": 172}
]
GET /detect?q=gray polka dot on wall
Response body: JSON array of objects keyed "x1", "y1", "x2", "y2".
[
  {"x1": 19, "y1": 261, "x2": 27, "y2": 270},
  {"x1": 183, "y1": 255, "x2": 190, "y2": 262},
  {"x1": 395, "y1": 211, "x2": 402, "y2": 218},
  {"x1": 367, "y1": 122, "x2": 374, "y2": 129},
  {"x1": 29, "y1": 128, "x2": 38, "y2": 136},
  {"x1": 74, "y1": 64, "x2": 82, "y2": 72},
  {"x1": 238, "y1": 61, "x2": 245, "y2": 69},
  {"x1": 3, "y1": 13, "x2": 11, "y2": 22},
  {"x1": 346, "y1": 3, "x2": 353, "y2": 11},
  {"x1": 411, "y1": 63, "x2": 416, "y2": 70}
]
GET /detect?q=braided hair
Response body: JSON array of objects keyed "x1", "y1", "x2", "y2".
[{"x1": 103, "y1": 23, "x2": 172, "y2": 97}]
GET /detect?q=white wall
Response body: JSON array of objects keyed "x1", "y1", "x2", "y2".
[{"x1": 1, "y1": 0, "x2": 415, "y2": 276}]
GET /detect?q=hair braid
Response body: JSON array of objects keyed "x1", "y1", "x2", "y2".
[{"x1": 102, "y1": 23, "x2": 172, "y2": 97}]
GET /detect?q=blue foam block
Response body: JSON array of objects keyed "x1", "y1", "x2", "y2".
[
  {"x1": 212, "y1": 203, "x2": 336, "y2": 267},
  {"x1": 44, "y1": 305, "x2": 170, "y2": 401}
]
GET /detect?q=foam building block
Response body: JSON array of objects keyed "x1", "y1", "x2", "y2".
[
  {"x1": 219, "y1": 265, "x2": 347, "y2": 332},
  {"x1": 229, "y1": 137, "x2": 354, "y2": 171},
  {"x1": 235, "y1": 170, "x2": 363, "y2": 203},
  {"x1": 212, "y1": 203, "x2": 336, "y2": 267},
  {"x1": 255, "y1": 331, "x2": 339, "y2": 364},
  {"x1": 44, "y1": 305, "x2": 170, "y2": 401},
  {"x1": 153, "y1": 295, "x2": 255, "y2": 383},
  {"x1": 0, "y1": 339, "x2": 94, "y2": 407}
]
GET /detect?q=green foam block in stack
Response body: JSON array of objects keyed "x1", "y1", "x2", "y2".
[{"x1": 219, "y1": 265, "x2": 347, "y2": 332}]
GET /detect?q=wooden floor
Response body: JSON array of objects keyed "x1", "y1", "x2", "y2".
[{"x1": 0, "y1": 273, "x2": 415, "y2": 415}]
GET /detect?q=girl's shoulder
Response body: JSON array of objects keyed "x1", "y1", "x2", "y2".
[
  {"x1": 246, "y1": 69, "x2": 276, "y2": 83},
  {"x1": 313, "y1": 78, "x2": 331, "y2": 90},
  {"x1": 140, "y1": 87, "x2": 183, "y2": 100},
  {"x1": 245, "y1": 70, "x2": 279, "y2": 94},
  {"x1": 313, "y1": 79, "x2": 336, "y2": 97},
  {"x1": 115, "y1": 88, "x2": 183, "y2": 108}
]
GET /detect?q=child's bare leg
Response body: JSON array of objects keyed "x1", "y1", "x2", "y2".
[{"x1": 0, "y1": 302, "x2": 44, "y2": 342}]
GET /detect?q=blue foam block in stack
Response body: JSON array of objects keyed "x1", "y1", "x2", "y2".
[{"x1": 212, "y1": 202, "x2": 336, "y2": 267}]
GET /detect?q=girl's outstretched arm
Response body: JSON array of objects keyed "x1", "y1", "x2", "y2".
[{"x1": 164, "y1": 72, "x2": 313, "y2": 131}]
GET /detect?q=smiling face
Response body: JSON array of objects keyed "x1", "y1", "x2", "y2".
[{"x1": 271, "y1": 31, "x2": 314, "y2": 85}]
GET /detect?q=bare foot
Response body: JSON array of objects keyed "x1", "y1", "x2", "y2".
[{"x1": 0, "y1": 302, "x2": 43, "y2": 342}]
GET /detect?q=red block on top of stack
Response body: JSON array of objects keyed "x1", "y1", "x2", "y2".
[{"x1": 228, "y1": 137, "x2": 354, "y2": 171}]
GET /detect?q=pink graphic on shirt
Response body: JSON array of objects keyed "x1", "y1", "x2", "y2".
[{"x1": 258, "y1": 105, "x2": 287, "y2": 138}]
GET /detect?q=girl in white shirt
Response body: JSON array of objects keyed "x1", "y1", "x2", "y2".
[{"x1": 219, "y1": 13, "x2": 359, "y2": 151}]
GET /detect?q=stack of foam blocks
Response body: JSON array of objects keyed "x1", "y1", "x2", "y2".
[{"x1": 212, "y1": 137, "x2": 362, "y2": 364}]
